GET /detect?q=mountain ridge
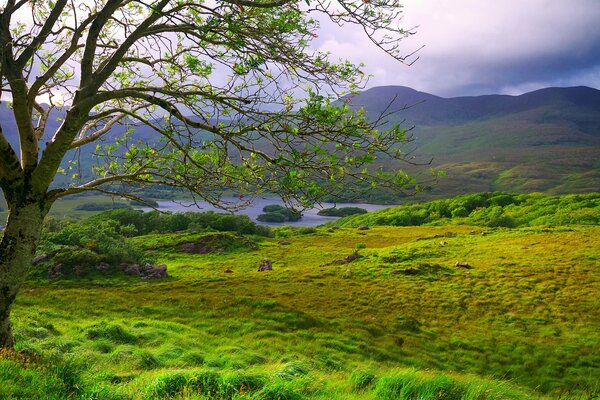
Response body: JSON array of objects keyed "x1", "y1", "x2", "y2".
[
  {"x1": 0, "y1": 86, "x2": 598, "y2": 201},
  {"x1": 345, "y1": 85, "x2": 600, "y2": 199}
]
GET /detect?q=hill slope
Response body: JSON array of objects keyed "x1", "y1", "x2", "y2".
[
  {"x1": 1, "y1": 86, "x2": 599, "y2": 201},
  {"x1": 346, "y1": 86, "x2": 600, "y2": 199},
  {"x1": 5, "y1": 202, "x2": 599, "y2": 398}
]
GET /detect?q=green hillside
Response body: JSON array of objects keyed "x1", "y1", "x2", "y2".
[
  {"x1": 348, "y1": 86, "x2": 600, "y2": 201},
  {"x1": 332, "y1": 192, "x2": 600, "y2": 228},
  {"x1": 2, "y1": 86, "x2": 598, "y2": 203},
  {"x1": 2, "y1": 193, "x2": 599, "y2": 399}
]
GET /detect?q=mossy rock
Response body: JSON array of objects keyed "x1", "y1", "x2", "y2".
[{"x1": 177, "y1": 232, "x2": 258, "y2": 254}]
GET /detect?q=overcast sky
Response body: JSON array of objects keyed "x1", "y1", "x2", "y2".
[{"x1": 315, "y1": 0, "x2": 600, "y2": 97}]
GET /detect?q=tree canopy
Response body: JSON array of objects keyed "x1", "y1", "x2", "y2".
[
  {"x1": 0, "y1": 0, "x2": 421, "y2": 208},
  {"x1": 0, "y1": 0, "x2": 421, "y2": 348}
]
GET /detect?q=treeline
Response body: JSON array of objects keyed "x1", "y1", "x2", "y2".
[
  {"x1": 88, "y1": 209, "x2": 271, "y2": 237},
  {"x1": 257, "y1": 205, "x2": 302, "y2": 223},
  {"x1": 38, "y1": 210, "x2": 272, "y2": 273},
  {"x1": 334, "y1": 192, "x2": 600, "y2": 228}
]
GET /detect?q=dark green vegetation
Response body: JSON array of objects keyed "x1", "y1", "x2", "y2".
[
  {"x1": 334, "y1": 192, "x2": 600, "y2": 228},
  {"x1": 1, "y1": 192, "x2": 598, "y2": 399},
  {"x1": 317, "y1": 207, "x2": 368, "y2": 217},
  {"x1": 74, "y1": 202, "x2": 134, "y2": 211},
  {"x1": 348, "y1": 86, "x2": 600, "y2": 202},
  {"x1": 36, "y1": 210, "x2": 271, "y2": 277},
  {"x1": 257, "y1": 205, "x2": 303, "y2": 223}
]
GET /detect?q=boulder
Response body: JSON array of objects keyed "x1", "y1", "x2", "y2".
[
  {"x1": 357, "y1": 225, "x2": 370, "y2": 231},
  {"x1": 258, "y1": 258, "x2": 273, "y2": 272},
  {"x1": 95, "y1": 262, "x2": 111, "y2": 271},
  {"x1": 454, "y1": 261, "x2": 472, "y2": 269},
  {"x1": 32, "y1": 253, "x2": 49, "y2": 265},
  {"x1": 344, "y1": 252, "x2": 359, "y2": 263},
  {"x1": 322, "y1": 252, "x2": 360, "y2": 266},
  {"x1": 141, "y1": 263, "x2": 168, "y2": 279},
  {"x1": 124, "y1": 264, "x2": 141, "y2": 276}
]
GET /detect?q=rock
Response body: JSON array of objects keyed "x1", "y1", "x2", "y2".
[
  {"x1": 95, "y1": 262, "x2": 111, "y2": 271},
  {"x1": 322, "y1": 252, "x2": 360, "y2": 266},
  {"x1": 344, "y1": 252, "x2": 359, "y2": 263},
  {"x1": 141, "y1": 263, "x2": 168, "y2": 279},
  {"x1": 327, "y1": 228, "x2": 335, "y2": 233},
  {"x1": 278, "y1": 240, "x2": 292, "y2": 245},
  {"x1": 47, "y1": 263, "x2": 64, "y2": 279},
  {"x1": 357, "y1": 225, "x2": 369, "y2": 231},
  {"x1": 391, "y1": 268, "x2": 418, "y2": 276},
  {"x1": 124, "y1": 264, "x2": 141, "y2": 276},
  {"x1": 178, "y1": 242, "x2": 211, "y2": 254},
  {"x1": 32, "y1": 253, "x2": 49, "y2": 265},
  {"x1": 123, "y1": 263, "x2": 168, "y2": 279},
  {"x1": 258, "y1": 258, "x2": 273, "y2": 272},
  {"x1": 439, "y1": 241, "x2": 448, "y2": 246},
  {"x1": 224, "y1": 269, "x2": 234, "y2": 273},
  {"x1": 454, "y1": 261, "x2": 472, "y2": 269},
  {"x1": 178, "y1": 233, "x2": 258, "y2": 254}
]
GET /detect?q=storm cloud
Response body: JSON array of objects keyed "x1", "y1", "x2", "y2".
[{"x1": 314, "y1": 0, "x2": 600, "y2": 96}]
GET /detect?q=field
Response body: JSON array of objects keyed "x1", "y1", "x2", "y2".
[{"x1": 3, "y1": 217, "x2": 599, "y2": 399}]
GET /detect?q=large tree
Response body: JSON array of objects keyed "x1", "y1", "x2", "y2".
[{"x1": 0, "y1": 0, "x2": 420, "y2": 348}]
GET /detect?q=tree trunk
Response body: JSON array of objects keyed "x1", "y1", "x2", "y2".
[{"x1": 0, "y1": 200, "x2": 48, "y2": 348}]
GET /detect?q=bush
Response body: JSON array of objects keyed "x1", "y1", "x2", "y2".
[
  {"x1": 257, "y1": 207, "x2": 302, "y2": 223},
  {"x1": 263, "y1": 204, "x2": 286, "y2": 212},
  {"x1": 38, "y1": 218, "x2": 147, "y2": 275},
  {"x1": 335, "y1": 192, "x2": 600, "y2": 229},
  {"x1": 88, "y1": 209, "x2": 269, "y2": 236},
  {"x1": 318, "y1": 207, "x2": 368, "y2": 217},
  {"x1": 257, "y1": 212, "x2": 286, "y2": 223}
]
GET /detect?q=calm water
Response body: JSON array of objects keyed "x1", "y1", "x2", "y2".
[{"x1": 142, "y1": 196, "x2": 390, "y2": 226}]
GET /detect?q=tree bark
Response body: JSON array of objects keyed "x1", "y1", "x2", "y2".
[{"x1": 0, "y1": 198, "x2": 48, "y2": 348}]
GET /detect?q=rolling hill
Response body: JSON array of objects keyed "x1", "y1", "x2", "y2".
[{"x1": 346, "y1": 86, "x2": 600, "y2": 199}]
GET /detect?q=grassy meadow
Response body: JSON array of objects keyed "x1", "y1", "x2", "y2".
[{"x1": 2, "y1": 193, "x2": 600, "y2": 399}]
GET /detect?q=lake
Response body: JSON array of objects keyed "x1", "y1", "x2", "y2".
[{"x1": 141, "y1": 196, "x2": 390, "y2": 226}]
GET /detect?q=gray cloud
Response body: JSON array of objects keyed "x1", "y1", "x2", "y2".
[{"x1": 314, "y1": 0, "x2": 600, "y2": 96}]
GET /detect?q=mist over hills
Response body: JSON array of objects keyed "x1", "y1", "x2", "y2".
[{"x1": 1, "y1": 85, "x2": 598, "y2": 201}]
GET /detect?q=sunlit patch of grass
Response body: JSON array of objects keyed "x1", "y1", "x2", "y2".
[{"x1": 9, "y1": 224, "x2": 600, "y2": 399}]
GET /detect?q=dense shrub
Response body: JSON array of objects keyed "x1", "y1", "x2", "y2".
[
  {"x1": 317, "y1": 206, "x2": 368, "y2": 217},
  {"x1": 74, "y1": 202, "x2": 132, "y2": 211},
  {"x1": 257, "y1": 212, "x2": 286, "y2": 223},
  {"x1": 39, "y1": 218, "x2": 146, "y2": 272},
  {"x1": 257, "y1": 206, "x2": 302, "y2": 223},
  {"x1": 335, "y1": 192, "x2": 600, "y2": 228},
  {"x1": 87, "y1": 209, "x2": 270, "y2": 237},
  {"x1": 263, "y1": 204, "x2": 286, "y2": 213}
]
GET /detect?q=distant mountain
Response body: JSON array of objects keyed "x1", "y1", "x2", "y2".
[
  {"x1": 345, "y1": 86, "x2": 600, "y2": 199},
  {"x1": 1, "y1": 86, "x2": 598, "y2": 201}
]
